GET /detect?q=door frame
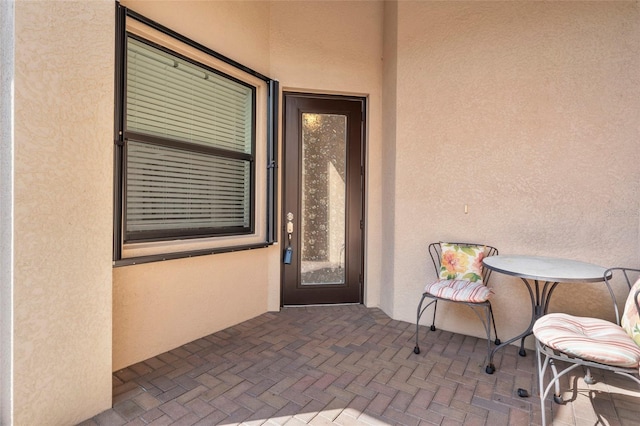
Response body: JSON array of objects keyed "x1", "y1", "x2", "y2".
[{"x1": 280, "y1": 92, "x2": 366, "y2": 306}]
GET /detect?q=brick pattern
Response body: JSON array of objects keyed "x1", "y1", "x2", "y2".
[{"x1": 82, "y1": 305, "x2": 639, "y2": 425}]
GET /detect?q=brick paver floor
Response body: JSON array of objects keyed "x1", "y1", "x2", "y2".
[{"x1": 82, "y1": 305, "x2": 639, "y2": 425}]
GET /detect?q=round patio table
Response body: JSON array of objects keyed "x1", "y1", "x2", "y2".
[{"x1": 482, "y1": 255, "x2": 609, "y2": 374}]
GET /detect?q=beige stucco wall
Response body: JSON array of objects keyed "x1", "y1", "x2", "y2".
[
  {"x1": 269, "y1": 0, "x2": 384, "y2": 308},
  {"x1": 4, "y1": 0, "x2": 639, "y2": 423},
  {"x1": 113, "y1": 0, "x2": 278, "y2": 370},
  {"x1": 381, "y1": 0, "x2": 398, "y2": 315},
  {"x1": 389, "y1": 2, "x2": 640, "y2": 346},
  {"x1": 11, "y1": 0, "x2": 114, "y2": 424},
  {"x1": 1, "y1": 1, "x2": 14, "y2": 424},
  {"x1": 113, "y1": 0, "x2": 385, "y2": 370},
  {"x1": 113, "y1": 250, "x2": 272, "y2": 370}
]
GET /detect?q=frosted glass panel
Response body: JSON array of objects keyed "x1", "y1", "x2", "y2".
[{"x1": 301, "y1": 113, "x2": 346, "y2": 285}]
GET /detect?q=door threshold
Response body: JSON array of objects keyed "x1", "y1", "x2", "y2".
[{"x1": 283, "y1": 303, "x2": 363, "y2": 308}]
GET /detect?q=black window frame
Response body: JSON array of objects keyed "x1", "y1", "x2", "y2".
[{"x1": 113, "y1": 4, "x2": 278, "y2": 266}]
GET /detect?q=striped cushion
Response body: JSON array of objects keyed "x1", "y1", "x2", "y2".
[
  {"x1": 534, "y1": 313, "x2": 640, "y2": 368},
  {"x1": 424, "y1": 279, "x2": 493, "y2": 303}
]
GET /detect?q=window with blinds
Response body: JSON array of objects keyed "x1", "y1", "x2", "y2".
[
  {"x1": 114, "y1": 5, "x2": 277, "y2": 265},
  {"x1": 123, "y1": 36, "x2": 255, "y2": 243}
]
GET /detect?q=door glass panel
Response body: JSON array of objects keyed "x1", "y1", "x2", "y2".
[{"x1": 300, "y1": 113, "x2": 346, "y2": 285}]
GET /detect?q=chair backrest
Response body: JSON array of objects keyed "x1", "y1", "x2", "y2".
[
  {"x1": 428, "y1": 242, "x2": 498, "y2": 285},
  {"x1": 603, "y1": 267, "x2": 640, "y2": 326},
  {"x1": 619, "y1": 274, "x2": 640, "y2": 347}
]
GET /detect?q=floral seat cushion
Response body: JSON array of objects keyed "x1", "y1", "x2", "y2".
[
  {"x1": 424, "y1": 279, "x2": 493, "y2": 303},
  {"x1": 533, "y1": 313, "x2": 640, "y2": 368}
]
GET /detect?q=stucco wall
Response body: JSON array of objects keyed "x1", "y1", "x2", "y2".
[
  {"x1": 113, "y1": 0, "x2": 385, "y2": 370},
  {"x1": 381, "y1": 0, "x2": 398, "y2": 315},
  {"x1": 269, "y1": 0, "x2": 385, "y2": 307},
  {"x1": 12, "y1": 0, "x2": 114, "y2": 424},
  {"x1": 1, "y1": 1, "x2": 14, "y2": 424},
  {"x1": 390, "y1": 2, "x2": 640, "y2": 345},
  {"x1": 5, "y1": 1, "x2": 639, "y2": 423},
  {"x1": 113, "y1": 0, "x2": 278, "y2": 370}
]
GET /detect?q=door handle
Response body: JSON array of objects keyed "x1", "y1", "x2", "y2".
[
  {"x1": 286, "y1": 212, "x2": 294, "y2": 237},
  {"x1": 284, "y1": 212, "x2": 294, "y2": 264}
]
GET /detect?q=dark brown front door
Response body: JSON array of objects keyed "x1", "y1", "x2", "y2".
[{"x1": 281, "y1": 93, "x2": 365, "y2": 305}]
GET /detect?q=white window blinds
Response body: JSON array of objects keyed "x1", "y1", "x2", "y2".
[
  {"x1": 124, "y1": 36, "x2": 255, "y2": 241},
  {"x1": 125, "y1": 141, "x2": 250, "y2": 233},
  {"x1": 126, "y1": 37, "x2": 253, "y2": 153}
]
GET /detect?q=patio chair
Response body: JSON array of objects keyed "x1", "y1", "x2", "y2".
[
  {"x1": 533, "y1": 267, "x2": 640, "y2": 426},
  {"x1": 414, "y1": 242, "x2": 500, "y2": 370}
]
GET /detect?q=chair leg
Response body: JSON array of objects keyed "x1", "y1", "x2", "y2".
[
  {"x1": 415, "y1": 295, "x2": 437, "y2": 355},
  {"x1": 430, "y1": 300, "x2": 438, "y2": 331},
  {"x1": 519, "y1": 336, "x2": 527, "y2": 357},
  {"x1": 583, "y1": 367, "x2": 595, "y2": 385},
  {"x1": 536, "y1": 344, "x2": 548, "y2": 426},
  {"x1": 415, "y1": 294, "x2": 426, "y2": 354},
  {"x1": 489, "y1": 305, "x2": 500, "y2": 345},
  {"x1": 536, "y1": 342, "x2": 584, "y2": 426},
  {"x1": 483, "y1": 304, "x2": 494, "y2": 374},
  {"x1": 550, "y1": 360, "x2": 563, "y2": 404},
  {"x1": 483, "y1": 303, "x2": 504, "y2": 374}
]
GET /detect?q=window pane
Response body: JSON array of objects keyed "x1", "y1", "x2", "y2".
[
  {"x1": 125, "y1": 140, "x2": 250, "y2": 239},
  {"x1": 126, "y1": 37, "x2": 253, "y2": 154},
  {"x1": 300, "y1": 113, "x2": 347, "y2": 285},
  {"x1": 115, "y1": 7, "x2": 277, "y2": 263}
]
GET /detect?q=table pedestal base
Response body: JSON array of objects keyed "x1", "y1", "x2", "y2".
[{"x1": 485, "y1": 278, "x2": 559, "y2": 374}]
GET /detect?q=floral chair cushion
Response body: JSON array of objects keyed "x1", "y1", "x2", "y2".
[
  {"x1": 621, "y1": 277, "x2": 640, "y2": 346},
  {"x1": 534, "y1": 313, "x2": 640, "y2": 368},
  {"x1": 424, "y1": 279, "x2": 493, "y2": 303},
  {"x1": 439, "y1": 243, "x2": 485, "y2": 284}
]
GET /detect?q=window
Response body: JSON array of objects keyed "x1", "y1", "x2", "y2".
[{"x1": 114, "y1": 6, "x2": 278, "y2": 265}]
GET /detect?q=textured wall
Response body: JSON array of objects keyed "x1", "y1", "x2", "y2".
[
  {"x1": 113, "y1": 0, "x2": 278, "y2": 370},
  {"x1": 114, "y1": 0, "x2": 639, "y2": 370},
  {"x1": 391, "y1": 2, "x2": 640, "y2": 344},
  {"x1": 121, "y1": 0, "x2": 271, "y2": 77},
  {"x1": 12, "y1": 0, "x2": 114, "y2": 423},
  {"x1": 1, "y1": 1, "x2": 14, "y2": 424},
  {"x1": 381, "y1": 0, "x2": 398, "y2": 315},
  {"x1": 6, "y1": 1, "x2": 639, "y2": 423},
  {"x1": 113, "y1": 0, "x2": 385, "y2": 369},
  {"x1": 113, "y1": 250, "x2": 270, "y2": 370},
  {"x1": 269, "y1": 0, "x2": 384, "y2": 307}
]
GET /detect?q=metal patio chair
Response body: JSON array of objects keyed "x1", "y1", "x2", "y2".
[
  {"x1": 533, "y1": 267, "x2": 640, "y2": 426},
  {"x1": 414, "y1": 242, "x2": 500, "y2": 371}
]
